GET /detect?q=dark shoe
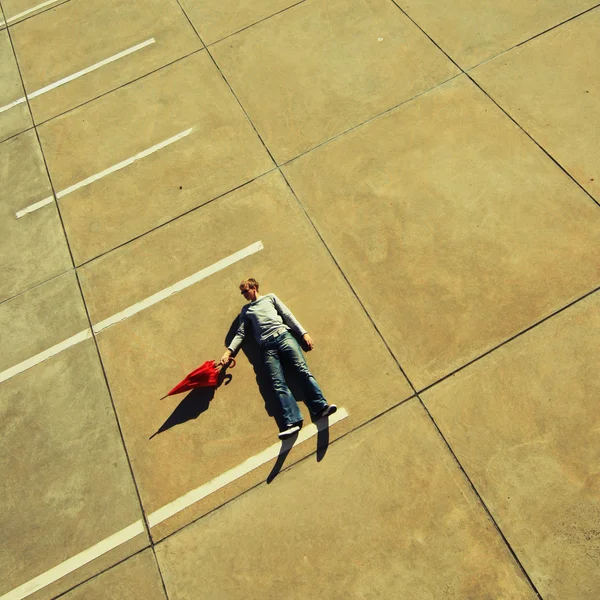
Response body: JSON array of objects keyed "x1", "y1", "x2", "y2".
[
  {"x1": 319, "y1": 404, "x2": 337, "y2": 419},
  {"x1": 278, "y1": 425, "x2": 301, "y2": 440}
]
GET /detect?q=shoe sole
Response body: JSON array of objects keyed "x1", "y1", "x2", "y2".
[
  {"x1": 321, "y1": 405, "x2": 338, "y2": 418},
  {"x1": 278, "y1": 426, "x2": 300, "y2": 440}
]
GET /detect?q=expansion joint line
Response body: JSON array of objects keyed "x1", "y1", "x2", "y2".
[{"x1": 416, "y1": 395, "x2": 543, "y2": 599}]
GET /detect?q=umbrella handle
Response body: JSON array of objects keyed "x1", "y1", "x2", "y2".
[{"x1": 217, "y1": 358, "x2": 236, "y2": 370}]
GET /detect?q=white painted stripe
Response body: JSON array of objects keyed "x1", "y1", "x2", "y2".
[
  {"x1": 0, "y1": 96, "x2": 26, "y2": 115},
  {"x1": 16, "y1": 127, "x2": 192, "y2": 218},
  {"x1": 0, "y1": 329, "x2": 92, "y2": 384},
  {"x1": 0, "y1": 38, "x2": 154, "y2": 114},
  {"x1": 16, "y1": 128, "x2": 192, "y2": 218},
  {"x1": 15, "y1": 195, "x2": 54, "y2": 218},
  {"x1": 93, "y1": 241, "x2": 264, "y2": 333},
  {"x1": 0, "y1": 520, "x2": 145, "y2": 600},
  {"x1": 56, "y1": 128, "x2": 193, "y2": 200},
  {"x1": 147, "y1": 408, "x2": 349, "y2": 527},
  {"x1": 27, "y1": 38, "x2": 155, "y2": 100},
  {"x1": 0, "y1": 409, "x2": 346, "y2": 598},
  {"x1": 0, "y1": 243, "x2": 263, "y2": 382},
  {"x1": 2, "y1": 0, "x2": 64, "y2": 25}
]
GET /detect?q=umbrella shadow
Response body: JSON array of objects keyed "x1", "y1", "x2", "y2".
[{"x1": 150, "y1": 369, "x2": 233, "y2": 440}]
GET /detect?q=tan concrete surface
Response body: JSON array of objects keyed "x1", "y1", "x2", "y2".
[
  {"x1": 10, "y1": 0, "x2": 202, "y2": 123},
  {"x1": 26, "y1": 536, "x2": 149, "y2": 600},
  {"x1": 211, "y1": 0, "x2": 459, "y2": 164},
  {"x1": 422, "y1": 291, "x2": 600, "y2": 599},
  {"x1": 0, "y1": 27, "x2": 32, "y2": 142},
  {"x1": 0, "y1": 272, "x2": 148, "y2": 598},
  {"x1": 77, "y1": 170, "x2": 412, "y2": 539},
  {"x1": 0, "y1": 270, "x2": 87, "y2": 371},
  {"x1": 397, "y1": 0, "x2": 599, "y2": 69},
  {"x1": 0, "y1": 129, "x2": 71, "y2": 302},
  {"x1": 2, "y1": 0, "x2": 600, "y2": 597},
  {"x1": 156, "y1": 399, "x2": 536, "y2": 599},
  {"x1": 1, "y1": 0, "x2": 70, "y2": 27},
  {"x1": 283, "y1": 75, "x2": 600, "y2": 390},
  {"x1": 471, "y1": 7, "x2": 600, "y2": 204},
  {"x1": 61, "y1": 550, "x2": 166, "y2": 600},
  {"x1": 37, "y1": 51, "x2": 274, "y2": 265},
  {"x1": 180, "y1": 0, "x2": 299, "y2": 45}
]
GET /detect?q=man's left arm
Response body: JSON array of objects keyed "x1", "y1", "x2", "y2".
[{"x1": 272, "y1": 295, "x2": 314, "y2": 350}]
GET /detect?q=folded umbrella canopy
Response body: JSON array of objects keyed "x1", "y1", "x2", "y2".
[{"x1": 162, "y1": 358, "x2": 236, "y2": 398}]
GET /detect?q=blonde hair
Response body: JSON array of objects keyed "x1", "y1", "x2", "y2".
[{"x1": 239, "y1": 278, "x2": 259, "y2": 291}]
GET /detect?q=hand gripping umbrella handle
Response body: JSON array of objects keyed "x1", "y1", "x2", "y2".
[{"x1": 217, "y1": 357, "x2": 236, "y2": 370}]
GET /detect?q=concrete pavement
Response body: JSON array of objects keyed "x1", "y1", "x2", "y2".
[{"x1": 1, "y1": 0, "x2": 599, "y2": 598}]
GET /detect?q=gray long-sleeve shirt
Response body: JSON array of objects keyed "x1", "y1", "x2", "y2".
[{"x1": 227, "y1": 293, "x2": 306, "y2": 353}]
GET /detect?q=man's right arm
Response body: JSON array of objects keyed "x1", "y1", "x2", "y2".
[{"x1": 220, "y1": 312, "x2": 246, "y2": 365}]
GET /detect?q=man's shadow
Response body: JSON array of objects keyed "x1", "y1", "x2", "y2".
[
  {"x1": 225, "y1": 318, "x2": 331, "y2": 482},
  {"x1": 150, "y1": 368, "x2": 232, "y2": 440}
]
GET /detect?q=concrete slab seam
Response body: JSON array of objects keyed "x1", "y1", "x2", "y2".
[
  {"x1": 388, "y1": 0, "x2": 463, "y2": 72},
  {"x1": 0, "y1": 38, "x2": 155, "y2": 114},
  {"x1": 0, "y1": 242, "x2": 263, "y2": 382},
  {"x1": 204, "y1": 15, "x2": 430, "y2": 445},
  {"x1": 73, "y1": 168, "x2": 277, "y2": 269},
  {"x1": 278, "y1": 168, "x2": 418, "y2": 394},
  {"x1": 415, "y1": 396, "x2": 544, "y2": 599},
  {"x1": 0, "y1": 0, "x2": 64, "y2": 27},
  {"x1": 204, "y1": 47, "x2": 277, "y2": 165},
  {"x1": 1, "y1": 410, "x2": 348, "y2": 599},
  {"x1": 46, "y1": 546, "x2": 152, "y2": 600},
  {"x1": 278, "y1": 73, "x2": 463, "y2": 168},
  {"x1": 390, "y1": 0, "x2": 600, "y2": 73},
  {"x1": 202, "y1": 0, "x2": 309, "y2": 49},
  {"x1": 15, "y1": 127, "x2": 194, "y2": 218},
  {"x1": 147, "y1": 407, "x2": 349, "y2": 527},
  {"x1": 416, "y1": 285, "x2": 600, "y2": 396},
  {"x1": 29, "y1": 46, "x2": 207, "y2": 130},
  {"x1": 0, "y1": 267, "x2": 73, "y2": 307},
  {"x1": 509, "y1": 2, "x2": 600, "y2": 59},
  {"x1": 171, "y1": 0, "x2": 205, "y2": 46},
  {"x1": 197, "y1": 45, "x2": 438, "y2": 401},
  {"x1": 466, "y1": 73, "x2": 600, "y2": 209},
  {"x1": 0, "y1": 521, "x2": 146, "y2": 600},
  {"x1": 0, "y1": 19, "x2": 157, "y2": 600}
]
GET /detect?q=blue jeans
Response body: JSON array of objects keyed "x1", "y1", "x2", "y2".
[{"x1": 262, "y1": 331, "x2": 327, "y2": 427}]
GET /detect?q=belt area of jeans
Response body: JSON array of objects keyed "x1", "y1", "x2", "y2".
[{"x1": 262, "y1": 328, "x2": 287, "y2": 345}]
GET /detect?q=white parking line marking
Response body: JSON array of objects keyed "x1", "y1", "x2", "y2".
[
  {"x1": 1, "y1": 409, "x2": 348, "y2": 599},
  {"x1": 93, "y1": 241, "x2": 264, "y2": 333},
  {"x1": 0, "y1": 38, "x2": 155, "y2": 114},
  {"x1": 0, "y1": 0, "x2": 65, "y2": 27},
  {"x1": 28, "y1": 38, "x2": 155, "y2": 99},
  {"x1": 0, "y1": 242, "x2": 263, "y2": 383},
  {"x1": 16, "y1": 128, "x2": 193, "y2": 218},
  {"x1": 0, "y1": 520, "x2": 145, "y2": 600},
  {"x1": 55, "y1": 128, "x2": 192, "y2": 199},
  {"x1": 0, "y1": 329, "x2": 92, "y2": 384},
  {"x1": 0, "y1": 97, "x2": 27, "y2": 115},
  {"x1": 15, "y1": 195, "x2": 54, "y2": 219},
  {"x1": 147, "y1": 408, "x2": 350, "y2": 527}
]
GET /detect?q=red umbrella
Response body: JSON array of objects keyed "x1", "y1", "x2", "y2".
[{"x1": 161, "y1": 358, "x2": 236, "y2": 399}]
